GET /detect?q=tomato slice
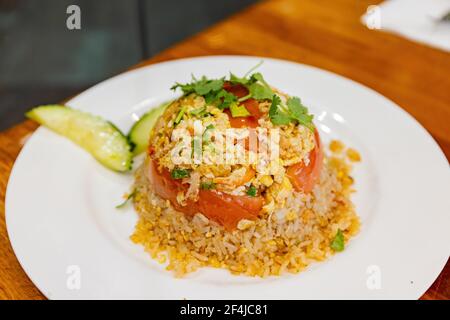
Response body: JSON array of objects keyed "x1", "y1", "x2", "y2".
[
  {"x1": 286, "y1": 129, "x2": 323, "y2": 193},
  {"x1": 223, "y1": 82, "x2": 248, "y2": 98},
  {"x1": 223, "y1": 83, "x2": 262, "y2": 129},
  {"x1": 197, "y1": 190, "x2": 263, "y2": 230},
  {"x1": 147, "y1": 160, "x2": 263, "y2": 230},
  {"x1": 222, "y1": 83, "x2": 262, "y2": 152},
  {"x1": 147, "y1": 160, "x2": 199, "y2": 215}
]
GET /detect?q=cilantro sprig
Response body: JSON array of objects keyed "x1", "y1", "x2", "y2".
[
  {"x1": 170, "y1": 64, "x2": 274, "y2": 112},
  {"x1": 229, "y1": 72, "x2": 274, "y2": 101},
  {"x1": 269, "y1": 95, "x2": 314, "y2": 130},
  {"x1": 171, "y1": 76, "x2": 224, "y2": 96},
  {"x1": 171, "y1": 63, "x2": 314, "y2": 130}
]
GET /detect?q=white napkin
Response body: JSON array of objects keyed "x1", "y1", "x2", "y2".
[{"x1": 361, "y1": 0, "x2": 450, "y2": 52}]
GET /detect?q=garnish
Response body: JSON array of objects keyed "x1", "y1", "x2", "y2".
[
  {"x1": 229, "y1": 60, "x2": 264, "y2": 85},
  {"x1": 229, "y1": 72, "x2": 274, "y2": 101},
  {"x1": 116, "y1": 189, "x2": 136, "y2": 209},
  {"x1": 215, "y1": 89, "x2": 237, "y2": 109},
  {"x1": 189, "y1": 106, "x2": 208, "y2": 117},
  {"x1": 200, "y1": 181, "x2": 216, "y2": 190},
  {"x1": 330, "y1": 229, "x2": 345, "y2": 252},
  {"x1": 202, "y1": 124, "x2": 215, "y2": 143},
  {"x1": 229, "y1": 102, "x2": 251, "y2": 118},
  {"x1": 128, "y1": 101, "x2": 171, "y2": 155},
  {"x1": 171, "y1": 168, "x2": 190, "y2": 179},
  {"x1": 171, "y1": 63, "x2": 273, "y2": 112},
  {"x1": 246, "y1": 185, "x2": 257, "y2": 197},
  {"x1": 171, "y1": 76, "x2": 224, "y2": 96},
  {"x1": 26, "y1": 105, "x2": 133, "y2": 172},
  {"x1": 286, "y1": 97, "x2": 314, "y2": 129},
  {"x1": 191, "y1": 136, "x2": 202, "y2": 160},
  {"x1": 229, "y1": 73, "x2": 249, "y2": 86},
  {"x1": 247, "y1": 73, "x2": 274, "y2": 101},
  {"x1": 269, "y1": 95, "x2": 314, "y2": 130},
  {"x1": 174, "y1": 106, "x2": 186, "y2": 125},
  {"x1": 269, "y1": 95, "x2": 290, "y2": 125},
  {"x1": 171, "y1": 65, "x2": 314, "y2": 130}
]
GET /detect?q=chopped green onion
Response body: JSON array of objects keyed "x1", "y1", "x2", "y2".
[
  {"x1": 202, "y1": 124, "x2": 215, "y2": 143},
  {"x1": 246, "y1": 185, "x2": 257, "y2": 197},
  {"x1": 174, "y1": 106, "x2": 186, "y2": 125},
  {"x1": 190, "y1": 106, "x2": 207, "y2": 117},
  {"x1": 191, "y1": 136, "x2": 202, "y2": 161},
  {"x1": 330, "y1": 229, "x2": 345, "y2": 252},
  {"x1": 171, "y1": 168, "x2": 190, "y2": 179},
  {"x1": 243, "y1": 60, "x2": 264, "y2": 78},
  {"x1": 116, "y1": 189, "x2": 136, "y2": 209},
  {"x1": 200, "y1": 182, "x2": 216, "y2": 190},
  {"x1": 230, "y1": 102, "x2": 251, "y2": 118},
  {"x1": 238, "y1": 93, "x2": 252, "y2": 102}
]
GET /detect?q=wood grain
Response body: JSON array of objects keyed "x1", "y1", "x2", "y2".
[{"x1": 0, "y1": 0, "x2": 448, "y2": 300}]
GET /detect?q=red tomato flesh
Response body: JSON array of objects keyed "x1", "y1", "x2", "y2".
[
  {"x1": 286, "y1": 129, "x2": 323, "y2": 193},
  {"x1": 147, "y1": 160, "x2": 263, "y2": 230},
  {"x1": 223, "y1": 83, "x2": 262, "y2": 128}
]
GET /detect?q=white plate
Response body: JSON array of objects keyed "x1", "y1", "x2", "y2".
[{"x1": 6, "y1": 56, "x2": 450, "y2": 299}]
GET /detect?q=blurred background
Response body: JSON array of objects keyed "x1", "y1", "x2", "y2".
[
  {"x1": 0, "y1": 0, "x2": 257, "y2": 130},
  {"x1": 1, "y1": 0, "x2": 449, "y2": 132}
]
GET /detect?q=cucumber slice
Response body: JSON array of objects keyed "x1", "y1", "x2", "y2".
[
  {"x1": 128, "y1": 101, "x2": 170, "y2": 155},
  {"x1": 26, "y1": 105, "x2": 133, "y2": 172}
]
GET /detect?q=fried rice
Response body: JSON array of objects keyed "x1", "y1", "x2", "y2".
[{"x1": 130, "y1": 76, "x2": 361, "y2": 277}]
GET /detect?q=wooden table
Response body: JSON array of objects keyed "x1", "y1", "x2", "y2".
[{"x1": 0, "y1": 0, "x2": 448, "y2": 300}]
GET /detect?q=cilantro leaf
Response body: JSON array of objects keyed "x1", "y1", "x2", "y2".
[
  {"x1": 269, "y1": 95, "x2": 291, "y2": 125},
  {"x1": 286, "y1": 97, "x2": 314, "y2": 130},
  {"x1": 171, "y1": 70, "x2": 315, "y2": 131},
  {"x1": 270, "y1": 112, "x2": 291, "y2": 125},
  {"x1": 247, "y1": 72, "x2": 274, "y2": 100},
  {"x1": 171, "y1": 82, "x2": 194, "y2": 94},
  {"x1": 269, "y1": 94, "x2": 281, "y2": 118},
  {"x1": 229, "y1": 73, "x2": 249, "y2": 86},
  {"x1": 250, "y1": 72, "x2": 270, "y2": 87},
  {"x1": 216, "y1": 89, "x2": 237, "y2": 109},
  {"x1": 269, "y1": 94, "x2": 314, "y2": 129},
  {"x1": 171, "y1": 76, "x2": 224, "y2": 96},
  {"x1": 194, "y1": 78, "x2": 224, "y2": 95},
  {"x1": 204, "y1": 91, "x2": 217, "y2": 104},
  {"x1": 249, "y1": 82, "x2": 274, "y2": 100}
]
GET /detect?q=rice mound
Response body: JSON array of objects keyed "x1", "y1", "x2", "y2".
[{"x1": 131, "y1": 149, "x2": 360, "y2": 277}]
